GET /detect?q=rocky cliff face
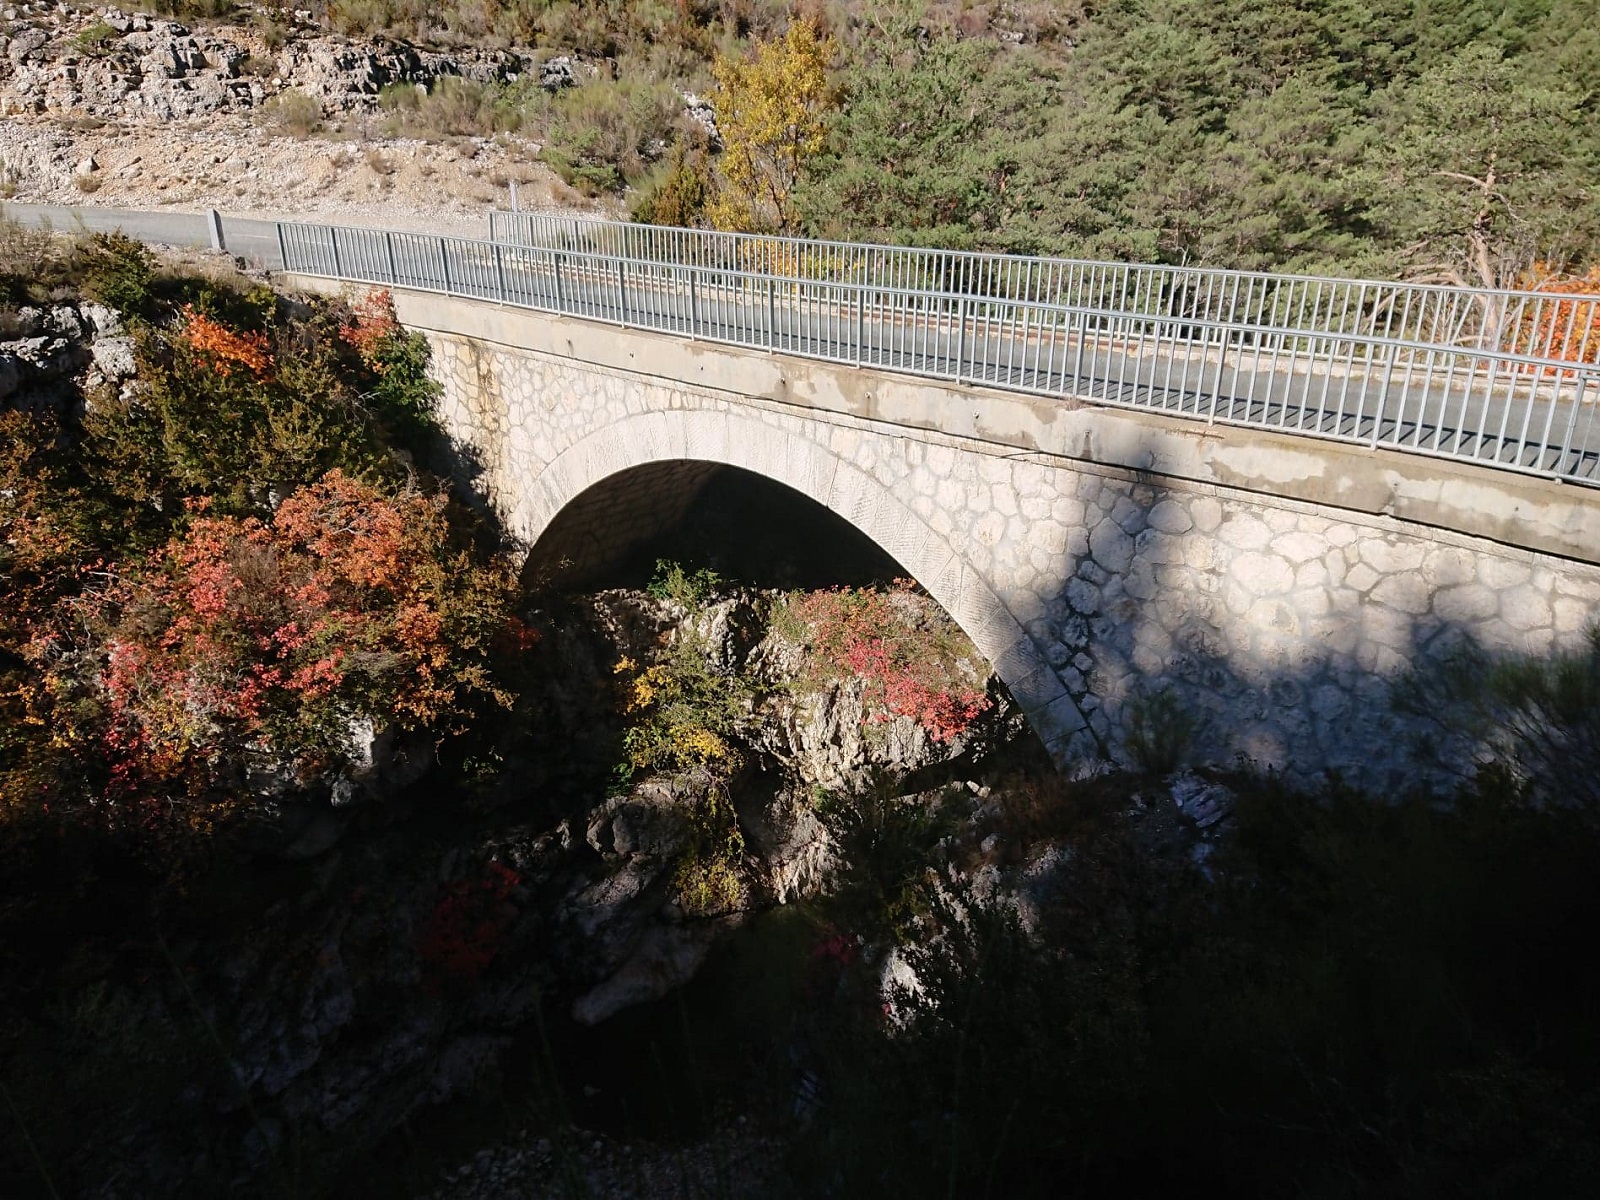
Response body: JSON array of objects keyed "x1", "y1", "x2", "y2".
[
  {"x1": 0, "y1": 4, "x2": 587, "y2": 224},
  {"x1": 0, "y1": 5, "x2": 534, "y2": 121}
]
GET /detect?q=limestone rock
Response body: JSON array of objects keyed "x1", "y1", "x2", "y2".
[{"x1": 539, "y1": 54, "x2": 576, "y2": 91}]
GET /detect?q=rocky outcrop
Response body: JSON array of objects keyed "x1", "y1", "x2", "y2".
[
  {"x1": 0, "y1": 299, "x2": 131, "y2": 412},
  {"x1": 547, "y1": 588, "x2": 1004, "y2": 1025},
  {"x1": 0, "y1": 7, "x2": 530, "y2": 121}
]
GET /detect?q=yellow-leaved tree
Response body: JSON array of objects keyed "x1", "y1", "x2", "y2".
[{"x1": 708, "y1": 19, "x2": 838, "y2": 235}]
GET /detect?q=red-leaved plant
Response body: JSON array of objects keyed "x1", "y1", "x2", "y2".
[
  {"x1": 339, "y1": 289, "x2": 401, "y2": 370},
  {"x1": 69, "y1": 470, "x2": 524, "y2": 788},
  {"x1": 785, "y1": 580, "x2": 991, "y2": 743},
  {"x1": 418, "y1": 860, "x2": 523, "y2": 987},
  {"x1": 178, "y1": 304, "x2": 274, "y2": 379}
]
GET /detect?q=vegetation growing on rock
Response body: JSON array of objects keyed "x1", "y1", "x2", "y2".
[{"x1": 1, "y1": 229, "x2": 527, "y2": 846}]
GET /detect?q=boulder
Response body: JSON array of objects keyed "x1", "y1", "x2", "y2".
[
  {"x1": 539, "y1": 55, "x2": 576, "y2": 91},
  {"x1": 89, "y1": 334, "x2": 136, "y2": 380},
  {"x1": 6, "y1": 26, "x2": 48, "y2": 64}
]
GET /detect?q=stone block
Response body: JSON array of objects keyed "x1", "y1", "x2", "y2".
[
  {"x1": 1134, "y1": 527, "x2": 1185, "y2": 566},
  {"x1": 1346, "y1": 562, "x2": 1380, "y2": 593},
  {"x1": 1228, "y1": 551, "x2": 1295, "y2": 596},
  {"x1": 1369, "y1": 572, "x2": 1431, "y2": 615},
  {"x1": 1499, "y1": 585, "x2": 1553, "y2": 631},
  {"x1": 973, "y1": 511, "x2": 1006, "y2": 548},
  {"x1": 1190, "y1": 495, "x2": 1223, "y2": 532},
  {"x1": 1147, "y1": 498, "x2": 1194, "y2": 534},
  {"x1": 1067, "y1": 577, "x2": 1101, "y2": 615},
  {"x1": 1358, "y1": 537, "x2": 1427, "y2": 573},
  {"x1": 1421, "y1": 545, "x2": 1477, "y2": 588},
  {"x1": 1271, "y1": 530, "x2": 1325, "y2": 564},
  {"x1": 1478, "y1": 556, "x2": 1533, "y2": 589},
  {"x1": 1111, "y1": 494, "x2": 1147, "y2": 534},
  {"x1": 1089, "y1": 519, "x2": 1135, "y2": 574},
  {"x1": 1218, "y1": 514, "x2": 1271, "y2": 550}
]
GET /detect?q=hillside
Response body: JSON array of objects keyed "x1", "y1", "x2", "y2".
[{"x1": 3, "y1": 2, "x2": 1597, "y2": 285}]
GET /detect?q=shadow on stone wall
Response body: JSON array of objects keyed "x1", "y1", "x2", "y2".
[
  {"x1": 1032, "y1": 459, "x2": 1596, "y2": 791},
  {"x1": 515, "y1": 443, "x2": 1600, "y2": 792}
]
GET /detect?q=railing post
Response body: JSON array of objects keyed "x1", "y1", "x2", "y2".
[
  {"x1": 690, "y1": 271, "x2": 699, "y2": 339},
  {"x1": 439, "y1": 237, "x2": 451, "y2": 294},
  {"x1": 553, "y1": 251, "x2": 565, "y2": 310},
  {"x1": 493, "y1": 241, "x2": 507, "y2": 302},
  {"x1": 275, "y1": 222, "x2": 288, "y2": 272},
  {"x1": 330, "y1": 226, "x2": 343, "y2": 277},
  {"x1": 855, "y1": 288, "x2": 865, "y2": 367},
  {"x1": 616, "y1": 258, "x2": 629, "y2": 326},
  {"x1": 766, "y1": 276, "x2": 776, "y2": 350},
  {"x1": 1371, "y1": 350, "x2": 1396, "y2": 448},
  {"x1": 385, "y1": 231, "x2": 398, "y2": 284},
  {"x1": 1555, "y1": 372, "x2": 1596, "y2": 479},
  {"x1": 955, "y1": 295, "x2": 968, "y2": 385}
]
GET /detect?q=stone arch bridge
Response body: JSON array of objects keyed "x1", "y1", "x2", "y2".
[{"x1": 287, "y1": 281, "x2": 1600, "y2": 785}]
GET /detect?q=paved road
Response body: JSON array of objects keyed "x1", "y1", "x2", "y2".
[{"x1": 5, "y1": 201, "x2": 290, "y2": 269}]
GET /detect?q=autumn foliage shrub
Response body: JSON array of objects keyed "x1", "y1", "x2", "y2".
[
  {"x1": 1518, "y1": 263, "x2": 1600, "y2": 375},
  {"x1": 339, "y1": 288, "x2": 442, "y2": 438},
  {"x1": 0, "y1": 241, "x2": 500, "y2": 840},
  {"x1": 782, "y1": 580, "x2": 991, "y2": 743},
  {"x1": 338, "y1": 288, "x2": 400, "y2": 364},
  {"x1": 178, "y1": 303, "x2": 274, "y2": 378},
  {"x1": 418, "y1": 860, "x2": 523, "y2": 987},
  {"x1": 67, "y1": 470, "x2": 521, "y2": 786}
]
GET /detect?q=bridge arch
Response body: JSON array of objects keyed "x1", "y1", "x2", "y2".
[{"x1": 519, "y1": 408, "x2": 1090, "y2": 760}]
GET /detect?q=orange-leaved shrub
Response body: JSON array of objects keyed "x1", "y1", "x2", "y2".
[
  {"x1": 338, "y1": 288, "x2": 401, "y2": 368},
  {"x1": 784, "y1": 580, "x2": 991, "y2": 743},
  {"x1": 35, "y1": 470, "x2": 527, "y2": 806},
  {"x1": 1517, "y1": 263, "x2": 1600, "y2": 375},
  {"x1": 178, "y1": 303, "x2": 274, "y2": 379}
]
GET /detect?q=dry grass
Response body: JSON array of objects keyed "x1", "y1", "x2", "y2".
[{"x1": 266, "y1": 89, "x2": 324, "y2": 137}]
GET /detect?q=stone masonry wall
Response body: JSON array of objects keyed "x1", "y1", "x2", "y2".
[{"x1": 425, "y1": 330, "x2": 1600, "y2": 787}]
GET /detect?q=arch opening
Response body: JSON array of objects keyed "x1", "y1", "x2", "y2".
[{"x1": 528, "y1": 462, "x2": 907, "y2": 591}]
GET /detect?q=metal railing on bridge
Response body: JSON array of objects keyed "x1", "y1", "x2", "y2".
[{"x1": 277, "y1": 216, "x2": 1600, "y2": 488}]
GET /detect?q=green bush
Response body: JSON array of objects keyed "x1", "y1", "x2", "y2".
[
  {"x1": 630, "y1": 143, "x2": 714, "y2": 226},
  {"x1": 645, "y1": 557, "x2": 722, "y2": 607},
  {"x1": 1122, "y1": 685, "x2": 1200, "y2": 776},
  {"x1": 73, "y1": 21, "x2": 118, "y2": 52},
  {"x1": 378, "y1": 76, "x2": 535, "y2": 138},
  {"x1": 266, "y1": 88, "x2": 325, "y2": 136},
  {"x1": 74, "y1": 233, "x2": 156, "y2": 321},
  {"x1": 541, "y1": 75, "x2": 684, "y2": 195}
]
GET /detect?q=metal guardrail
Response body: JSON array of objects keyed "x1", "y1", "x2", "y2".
[
  {"x1": 279, "y1": 217, "x2": 1600, "y2": 487},
  {"x1": 492, "y1": 211, "x2": 1600, "y2": 364}
]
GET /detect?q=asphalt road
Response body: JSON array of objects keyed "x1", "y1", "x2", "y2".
[{"x1": 4, "y1": 201, "x2": 291, "y2": 269}]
